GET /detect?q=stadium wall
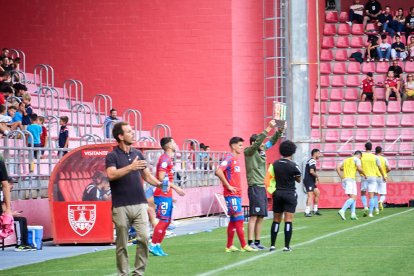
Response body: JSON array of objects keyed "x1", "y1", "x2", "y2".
[{"x1": 340, "y1": 0, "x2": 411, "y2": 11}]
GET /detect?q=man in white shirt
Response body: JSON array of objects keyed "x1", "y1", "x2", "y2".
[
  {"x1": 376, "y1": 34, "x2": 391, "y2": 62},
  {"x1": 347, "y1": 0, "x2": 364, "y2": 25}
]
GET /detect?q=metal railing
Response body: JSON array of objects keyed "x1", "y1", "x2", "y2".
[
  {"x1": 80, "y1": 134, "x2": 102, "y2": 146},
  {"x1": 93, "y1": 94, "x2": 113, "y2": 124},
  {"x1": 123, "y1": 109, "x2": 142, "y2": 139},
  {"x1": 151, "y1": 124, "x2": 171, "y2": 142},
  {"x1": 10, "y1": 70, "x2": 26, "y2": 84},
  {"x1": 37, "y1": 87, "x2": 61, "y2": 117},
  {"x1": 71, "y1": 103, "x2": 93, "y2": 137},
  {"x1": 63, "y1": 79, "x2": 84, "y2": 108},
  {"x1": 10, "y1": 49, "x2": 26, "y2": 73},
  {"x1": 33, "y1": 64, "x2": 55, "y2": 88}
]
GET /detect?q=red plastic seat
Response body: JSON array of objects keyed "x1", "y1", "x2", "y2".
[
  {"x1": 316, "y1": 89, "x2": 329, "y2": 101},
  {"x1": 325, "y1": 129, "x2": 339, "y2": 142},
  {"x1": 320, "y1": 157, "x2": 337, "y2": 170},
  {"x1": 323, "y1": 24, "x2": 337, "y2": 35},
  {"x1": 342, "y1": 116, "x2": 356, "y2": 128},
  {"x1": 372, "y1": 101, "x2": 386, "y2": 113},
  {"x1": 337, "y1": 24, "x2": 351, "y2": 35},
  {"x1": 365, "y1": 23, "x2": 378, "y2": 34},
  {"x1": 328, "y1": 102, "x2": 342, "y2": 114},
  {"x1": 387, "y1": 101, "x2": 401, "y2": 113},
  {"x1": 376, "y1": 62, "x2": 390, "y2": 73},
  {"x1": 325, "y1": 12, "x2": 338, "y2": 23},
  {"x1": 344, "y1": 88, "x2": 359, "y2": 100},
  {"x1": 340, "y1": 129, "x2": 353, "y2": 142},
  {"x1": 356, "y1": 115, "x2": 370, "y2": 127},
  {"x1": 333, "y1": 62, "x2": 347, "y2": 74},
  {"x1": 346, "y1": 75, "x2": 360, "y2": 87},
  {"x1": 311, "y1": 115, "x2": 325, "y2": 128},
  {"x1": 386, "y1": 114, "x2": 400, "y2": 127},
  {"x1": 361, "y1": 62, "x2": 375, "y2": 74},
  {"x1": 400, "y1": 128, "x2": 414, "y2": 141},
  {"x1": 334, "y1": 49, "x2": 349, "y2": 61},
  {"x1": 327, "y1": 115, "x2": 341, "y2": 128},
  {"x1": 374, "y1": 88, "x2": 385, "y2": 100},
  {"x1": 383, "y1": 143, "x2": 398, "y2": 155},
  {"x1": 347, "y1": 62, "x2": 361, "y2": 74},
  {"x1": 320, "y1": 62, "x2": 332, "y2": 74},
  {"x1": 353, "y1": 143, "x2": 365, "y2": 152},
  {"x1": 387, "y1": 157, "x2": 397, "y2": 169},
  {"x1": 385, "y1": 129, "x2": 399, "y2": 141},
  {"x1": 401, "y1": 114, "x2": 414, "y2": 127},
  {"x1": 375, "y1": 75, "x2": 386, "y2": 84},
  {"x1": 336, "y1": 36, "x2": 350, "y2": 48},
  {"x1": 405, "y1": 62, "x2": 414, "y2": 73},
  {"x1": 402, "y1": 101, "x2": 414, "y2": 112},
  {"x1": 355, "y1": 129, "x2": 369, "y2": 142},
  {"x1": 343, "y1": 102, "x2": 357, "y2": 114},
  {"x1": 320, "y1": 75, "x2": 330, "y2": 87},
  {"x1": 323, "y1": 143, "x2": 338, "y2": 156},
  {"x1": 371, "y1": 115, "x2": 385, "y2": 127},
  {"x1": 322, "y1": 37, "x2": 335, "y2": 49},
  {"x1": 399, "y1": 143, "x2": 413, "y2": 155},
  {"x1": 338, "y1": 143, "x2": 353, "y2": 156},
  {"x1": 311, "y1": 129, "x2": 321, "y2": 140},
  {"x1": 350, "y1": 36, "x2": 365, "y2": 48},
  {"x1": 351, "y1": 24, "x2": 364, "y2": 35},
  {"x1": 370, "y1": 129, "x2": 384, "y2": 141},
  {"x1": 339, "y1": 12, "x2": 348, "y2": 23},
  {"x1": 398, "y1": 158, "x2": 413, "y2": 169},
  {"x1": 357, "y1": 101, "x2": 372, "y2": 114},
  {"x1": 313, "y1": 102, "x2": 327, "y2": 114},
  {"x1": 321, "y1": 49, "x2": 334, "y2": 61},
  {"x1": 332, "y1": 75, "x2": 345, "y2": 87},
  {"x1": 330, "y1": 88, "x2": 343, "y2": 101}
]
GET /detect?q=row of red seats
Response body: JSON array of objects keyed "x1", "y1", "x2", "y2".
[
  {"x1": 319, "y1": 156, "x2": 413, "y2": 170},
  {"x1": 326, "y1": 11, "x2": 412, "y2": 23},
  {"x1": 320, "y1": 74, "x2": 414, "y2": 87},
  {"x1": 314, "y1": 101, "x2": 414, "y2": 114},
  {"x1": 324, "y1": 23, "x2": 413, "y2": 37},
  {"x1": 320, "y1": 61, "x2": 412, "y2": 74},
  {"x1": 311, "y1": 128, "x2": 413, "y2": 142},
  {"x1": 316, "y1": 88, "x2": 393, "y2": 101},
  {"x1": 313, "y1": 142, "x2": 413, "y2": 157},
  {"x1": 311, "y1": 114, "x2": 414, "y2": 128},
  {"x1": 322, "y1": 35, "x2": 409, "y2": 49}
]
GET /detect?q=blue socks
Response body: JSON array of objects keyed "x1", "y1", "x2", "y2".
[
  {"x1": 341, "y1": 198, "x2": 354, "y2": 212},
  {"x1": 374, "y1": 195, "x2": 379, "y2": 210},
  {"x1": 369, "y1": 197, "x2": 375, "y2": 214},
  {"x1": 351, "y1": 200, "x2": 356, "y2": 215},
  {"x1": 361, "y1": 195, "x2": 367, "y2": 208},
  {"x1": 380, "y1": 195, "x2": 386, "y2": 203}
]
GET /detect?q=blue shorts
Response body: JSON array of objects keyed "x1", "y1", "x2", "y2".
[
  {"x1": 154, "y1": 196, "x2": 173, "y2": 222},
  {"x1": 225, "y1": 196, "x2": 244, "y2": 222}
]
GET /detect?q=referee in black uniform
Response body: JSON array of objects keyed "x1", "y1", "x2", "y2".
[{"x1": 269, "y1": 140, "x2": 301, "y2": 252}]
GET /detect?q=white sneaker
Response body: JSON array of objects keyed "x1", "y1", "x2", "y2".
[
  {"x1": 385, "y1": 59, "x2": 389, "y2": 61},
  {"x1": 400, "y1": 58, "x2": 404, "y2": 61},
  {"x1": 380, "y1": 58, "x2": 384, "y2": 62},
  {"x1": 368, "y1": 213, "x2": 374, "y2": 217},
  {"x1": 338, "y1": 210, "x2": 346, "y2": 220},
  {"x1": 346, "y1": 21, "x2": 352, "y2": 26}
]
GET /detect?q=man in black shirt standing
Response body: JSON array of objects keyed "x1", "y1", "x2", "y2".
[
  {"x1": 106, "y1": 121, "x2": 163, "y2": 276},
  {"x1": 303, "y1": 149, "x2": 322, "y2": 217},
  {"x1": 405, "y1": 7, "x2": 414, "y2": 42},
  {"x1": 268, "y1": 140, "x2": 301, "y2": 252}
]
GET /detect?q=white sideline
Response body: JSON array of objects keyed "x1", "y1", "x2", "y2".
[{"x1": 197, "y1": 208, "x2": 414, "y2": 276}]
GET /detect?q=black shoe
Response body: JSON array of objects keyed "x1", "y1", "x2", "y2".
[
  {"x1": 385, "y1": 100, "x2": 389, "y2": 106},
  {"x1": 313, "y1": 211, "x2": 322, "y2": 216},
  {"x1": 305, "y1": 213, "x2": 312, "y2": 217}
]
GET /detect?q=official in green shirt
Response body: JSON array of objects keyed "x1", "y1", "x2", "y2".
[{"x1": 244, "y1": 119, "x2": 284, "y2": 250}]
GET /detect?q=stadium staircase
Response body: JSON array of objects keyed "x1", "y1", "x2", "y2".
[{"x1": 312, "y1": 10, "x2": 414, "y2": 183}]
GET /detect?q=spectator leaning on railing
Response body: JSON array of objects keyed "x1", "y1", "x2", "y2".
[{"x1": 103, "y1": 108, "x2": 119, "y2": 139}]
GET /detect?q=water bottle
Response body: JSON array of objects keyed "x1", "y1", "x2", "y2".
[{"x1": 162, "y1": 175, "x2": 169, "y2": 193}]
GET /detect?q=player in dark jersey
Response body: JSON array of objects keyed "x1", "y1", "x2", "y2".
[
  {"x1": 268, "y1": 140, "x2": 301, "y2": 252},
  {"x1": 82, "y1": 171, "x2": 110, "y2": 201},
  {"x1": 303, "y1": 149, "x2": 322, "y2": 217}
]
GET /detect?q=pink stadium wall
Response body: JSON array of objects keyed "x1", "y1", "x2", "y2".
[{"x1": 4, "y1": 0, "x2": 264, "y2": 153}]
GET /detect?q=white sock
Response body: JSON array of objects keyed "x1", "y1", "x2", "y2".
[
  {"x1": 313, "y1": 205, "x2": 318, "y2": 212},
  {"x1": 305, "y1": 206, "x2": 311, "y2": 214}
]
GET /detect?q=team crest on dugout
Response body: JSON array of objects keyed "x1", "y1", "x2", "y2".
[{"x1": 68, "y1": 204, "x2": 96, "y2": 236}]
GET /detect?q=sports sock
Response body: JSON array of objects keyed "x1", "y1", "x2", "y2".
[
  {"x1": 248, "y1": 240, "x2": 253, "y2": 245},
  {"x1": 361, "y1": 195, "x2": 367, "y2": 208},
  {"x1": 226, "y1": 221, "x2": 236, "y2": 248},
  {"x1": 270, "y1": 222, "x2": 279, "y2": 247},
  {"x1": 313, "y1": 205, "x2": 318, "y2": 212},
  {"x1": 284, "y1": 222, "x2": 293, "y2": 248},
  {"x1": 351, "y1": 199, "x2": 356, "y2": 215},
  {"x1": 151, "y1": 220, "x2": 170, "y2": 244},
  {"x1": 341, "y1": 198, "x2": 354, "y2": 212},
  {"x1": 369, "y1": 197, "x2": 375, "y2": 214},
  {"x1": 305, "y1": 206, "x2": 310, "y2": 214},
  {"x1": 380, "y1": 195, "x2": 386, "y2": 203},
  {"x1": 234, "y1": 220, "x2": 247, "y2": 248},
  {"x1": 374, "y1": 195, "x2": 379, "y2": 210},
  {"x1": 254, "y1": 240, "x2": 260, "y2": 245}
]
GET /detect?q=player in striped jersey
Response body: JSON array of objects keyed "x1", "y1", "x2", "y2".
[{"x1": 375, "y1": 146, "x2": 391, "y2": 212}]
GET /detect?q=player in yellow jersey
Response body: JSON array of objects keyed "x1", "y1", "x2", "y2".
[
  {"x1": 360, "y1": 142, "x2": 385, "y2": 218},
  {"x1": 336, "y1": 151, "x2": 365, "y2": 220},
  {"x1": 375, "y1": 146, "x2": 391, "y2": 212}
]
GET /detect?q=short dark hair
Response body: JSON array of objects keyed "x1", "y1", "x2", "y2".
[
  {"x1": 1, "y1": 86, "x2": 13, "y2": 94},
  {"x1": 30, "y1": 113, "x2": 38, "y2": 122},
  {"x1": 249, "y1": 134, "x2": 258, "y2": 145},
  {"x1": 311, "y1": 148, "x2": 320, "y2": 156},
  {"x1": 60, "y1": 116, "x2": 69, "y2": 124},
  {"x1": 160, "y1": 137, "x2": 173, "y2": 149},
  {"x1": 395, "y1": 34, "x2": 401, "y2": 39},
  {"x1": 199, "y1": 143, "x2": 206, "y2": 150},
  {"x1": 229, "y1": 136, "x2": 244, "y2": 146},
  {"x1": 12, "y1": 83, "x2": 27, "y2": 91},
  {"x1": 375, "y1": 146, "x2": 382, "y2": 154},
  {"x1": 354, "y1": 150, "x2": 362, "y2": 156},
  {"x1": 279, "y1": 140, "x2": 297, "y2": 157},
  {"x1": 110, "y1": 108, "x2": 116, "y2": 113},
  {"x1": 1, "y1": 48, "x2": 8, "y2": 52},
  {"x1": 381, "y1": 34, "x2": 387, "y2": 40},
  {"x1": 92, "y1": 171, "x2": 106, "y2": 181},
  {"x1": 385, "y1": 5, "x2": 390, "y2": 9},
  {"x1": 365, "y1": 142, "x2": 372, "y2": 151},
  {"x1": 367, "y1": 72, "x2": 373, "y2": 77},
  {"x1": 112, "y1": 121, "x2": 128, "y2": 143},
  {"x1": 8, "y1": 105, "x2": 16, "y2": 111},
  {"x1": 0, "y1": 104, "x2": 5, "y2": 113}
]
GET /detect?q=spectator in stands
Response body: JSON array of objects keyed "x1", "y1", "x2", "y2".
[
  {"x1": 0, "y1": 104, "x2": 12, "y2": 136},
  {"x1": 6, "y1": 106, "x2": 22, "y2": 131},
  {"x1": 394, "y1": 8, "x2": 406, "y2": 36},
  {"x1": 103, "y1": 108, "x2": 119, "y2": 139},
  {"x1": 405, "y1": 7, "x2": 414, "y2": 42},
  {"x1": 0, "y1": 48, "x2": 9, "y2": 59},
  {"x1": 38, "y1": 116, "x2": 47, "y2": 158},
  {"x1": 376, "y1": 34, "x2": 391, "y2": 62},
  {"x1": 409, "y1": 36, "x2": 414, "y2": 62},
  {"x1": 377, "y1": 6, "x2": 395, "y2": 37},
  {"x1": 82, "y1": 171, "x2": 111, "y2": 201},
  {"x1": 10, "y1": 57, "x2": 20, "y2": 71},
  {"x1": 13, "y1": 83, "x2": 27, "y2": 99},
  {"x1": 387, "y1": 59, "x2": 403, "y2": 79},
  {"x1": 347, "y1": 0, "x2": 364, "y2": 25},
  {"x1": 20, "y1": 93, "x2": 33, "y2": 127},
  {"x1": 384, "y1": 70, "x2": 401, "y2": 105},
  {"x1": 0, "y1": 57, "x2": 13, "y2": 72},
  {"x1": 26, "y1": 114, "x2": 42, "y2": 159},
  {"x1": 366, "y1": 35, "x2": 379, "y2": 61},
  {"x1": 363, "y1": 0, "x2": 382, "y2": 27},
  {"x1": 402, "y1": 74, "x2": 414, "y2": 102},
  {"x1": 0, "y1": 71, "x2": 12, "y2": 90},
  {"x1": 58, "y1": 116, "x2": 69, "y2": 157},
  {"x1": 391, "y1": 35, "x2": 407, "y2": 61},
  {"x1": 360, "y1": 72, "x2": 376, "y2": 102},
  {"x1": 1, "y1": 86, "x2": 13, "y2": 102}
]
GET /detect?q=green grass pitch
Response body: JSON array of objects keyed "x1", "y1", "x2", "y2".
[{"x1": 3, "y1": 208, "x2": 414, "y2": 275}]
